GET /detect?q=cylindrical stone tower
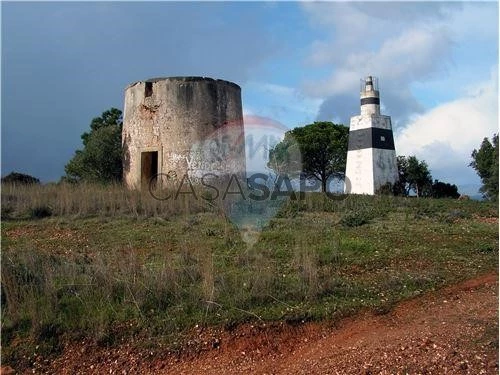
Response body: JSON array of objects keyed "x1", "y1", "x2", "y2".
[{"x1": 122, "y1": 77, "x2": 246, "y2": 189}]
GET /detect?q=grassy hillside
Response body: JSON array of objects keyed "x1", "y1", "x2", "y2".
[{"x1": 1, "y1": 183, "x2": 498, "y2": 368}]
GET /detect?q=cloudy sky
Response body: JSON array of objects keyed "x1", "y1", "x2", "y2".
[{"x1": 2, "y1": 2, "x2": 498, "y2": 193}]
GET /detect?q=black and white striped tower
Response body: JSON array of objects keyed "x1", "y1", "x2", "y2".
[{"x1": 344, "y1": 76, "x2": 398, "y2": 194}]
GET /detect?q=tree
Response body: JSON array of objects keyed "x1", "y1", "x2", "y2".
[
  {"x1": 394, "y1": 156, "x2": 410, "y2": 196},
  {"x1": 267, "y1": 135, "x2": 302, "y2": 178},
  {"x1": 268, "y1": 122, "x2": 349, "y2": 192},
  {"x1": 395, "y1": 155, "x2": 432, "y2": 197},
  {"x1": 64, "y1": 108, "x2": 123, "y2": 183},
  {"x1": 431, "y1": 180, "x2": 460, "y2": 199},
  {"x1": 470, "y1": 134, "x2": 498, "y2": 200},
  {"x1": 407, "y1": 156, "x2": 432, "y2": 197},
  {"x1": 1, "y1": 172, "x2": 40, "y2": 185}
]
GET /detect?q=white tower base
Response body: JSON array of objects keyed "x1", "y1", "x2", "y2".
[{"x1": 345, "y1": 148, "x2": 398, "y2": 194}]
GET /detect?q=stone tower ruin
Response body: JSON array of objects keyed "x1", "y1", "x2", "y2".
[
  {"x1": 122, "y1": 77, "x2": 246, "y2": 189},
  {"x1": 344, "y1": 76, "x2": 398, "y2": 194}
]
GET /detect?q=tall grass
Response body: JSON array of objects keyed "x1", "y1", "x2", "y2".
[
  {"x1": 3, "y1": 182, "x2": 495, "y2": 221},
  {"x1": 1, "y1": 242, "x2": 285, "y2": 350},
  {"x1": 1, "y1": 182, "x2": 212, "y2": 219}
]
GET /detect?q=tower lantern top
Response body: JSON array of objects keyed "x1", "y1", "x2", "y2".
[
  {"x1": 360, "y1": 76, "x2": 379, "y2": 93},
  {"x1": 360, "y1": 75, "x2": 380, "y2": 116}
]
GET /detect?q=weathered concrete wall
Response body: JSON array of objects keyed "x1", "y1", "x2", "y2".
[
  {"x1": 123, "y1": 77, "x2": 245, "y2": 189},
  {"x1": 345, "y1": 147, "x2": 374, "y2": 194},
  {"x1": 372, "y1": 148, "x2": 398, "y2": 192},
  {"x1": 360, "y1": 90, "x2": 380, "y2": 116},
  {"x1": 348, "y1": 115, "x2": 392, "y2": 131}
]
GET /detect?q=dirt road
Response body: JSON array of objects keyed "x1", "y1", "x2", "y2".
[{"x1": 5, "y1": 272, "x2": 498, "y2": 374}]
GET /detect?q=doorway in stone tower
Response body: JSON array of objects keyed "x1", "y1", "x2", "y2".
[{"x1": 141, "y1": 151, "x2": 158, "y2": 187}]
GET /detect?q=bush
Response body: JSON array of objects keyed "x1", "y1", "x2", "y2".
[
  {"x1": 340, "y1": 211, "x2": 371, "y2": 227},
  {"x1": 64, "y1": 108, "x2": 123, "y2": 183},
  {"x1": 29, "y1": 206, "x2": 52, "y2": 219},
  {"x1": 440, "y1": 209, "x2": 469, "y2": 223},
  {"x1": 1, "y1": 172, "x2": 40, "y2": 185},
  {"x1": 1, "y1": 204, "x2": 13, "y2": 220},
  {"x1": 431, "y1": 180, "x2": 460, "y2": 199},
  {"x1": 375, "y1": 182, "x2": 394, "y2": 196},
  {"x1": 478, "y1": 243, "x2": 497, "y2": 253}
]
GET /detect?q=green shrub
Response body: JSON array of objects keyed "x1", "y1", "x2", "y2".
[
  {"x1": 477, "y1": 242, "x2": 497, "y2": 253},
  {"x1": 1, "y1": 204, "x2": 13, "y2": 219},
  {"x1": 440, "y1": 209, "x2": 470, "y2": 223},
  {"x1": 375, "y1": 182, "x2": 395, "y2": 196},
  {"x1": 340, "y1": 211, "x2": 371, "y2": 227},
  {"x1": 29, "y1": 205, "x2": 52, "y2": 219},
  {"x1": 1, "y1": 172, "x2": 40, "y2": 185}
]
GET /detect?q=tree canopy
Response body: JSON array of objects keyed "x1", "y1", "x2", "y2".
[
  {"x1": 470, "y1": 134, "x2": 498, "y2": 200},
  {"x1": 394, "y1": 155, "x2": 433, "y2": 197},
  {"x1": 64, "y1": 108, "x2": 123, "y2": 183},
  {"x1": 431, "y1": 180, "x2": 460, "y2": 199},
  {"x1": 1, "y1": 171, "x2": 40, "y2": 185},
  {"x1": 393, "y1": 156, "x2": 461, "y2": 199},
  {"x1": 268, "y1": 121, "x2": 349, "y2": 192}
]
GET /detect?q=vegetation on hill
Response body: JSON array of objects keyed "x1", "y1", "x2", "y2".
[
  {"x1": 268, "y1": 122, "x2": 349, "y2": 192},
  {"x1": 268, "y1": 123, "x2": 459, "y2": 198},
  {"x1": 470, "y1": 133, "x2": 498, "y2": 200},
  {"x1": 394, "y1": 156, "x2": 432, "y2": 197},
  {"x1": 64, "y1": 108, "x2": 123, "y2": 184},
  {"x1": 1, "y1": 172, "x2": 40, "y2": 185},
  {"x1": 431, "y1": 180, "x2": 460, "y2": 199},
  {"x1": 1, "y1": 182, "x2": 497, "y2": 369}
]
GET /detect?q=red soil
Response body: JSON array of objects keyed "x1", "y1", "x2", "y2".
[{"x1": 3, "y1": 272, "x2": 498, "y2": 374}]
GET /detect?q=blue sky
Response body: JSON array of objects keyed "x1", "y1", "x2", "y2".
[{"x1": 2, "y1": 2, "x2": 498, "y2": 193}]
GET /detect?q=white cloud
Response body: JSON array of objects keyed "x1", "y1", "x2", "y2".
[
  {"x1": 395, "y1": 69, "x2": 498, "y2": 185},
  {"x1": 300, "y1": 0, "x2": 498, "y2": 147},
  {"x1": 243, "y1": 107, "x2": 255, "y2": 116},
  {"x1": 445, "y1": 2, "x2": 498, "y2": 42},
  {"x1": 298, "y1": 2, "x2": 465, "y2": 128},
  {"x1": 243, "y1": 81, "x2": 322, "y2": 126},
  {"x1": 304, "y1": 25, "x2": 452, "y2": 99},
  {"x1": 302, "y1": 2, "x2": 458, "y2": 68}
]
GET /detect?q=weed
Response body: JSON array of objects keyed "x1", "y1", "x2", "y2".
[
  {"x1": 1, "y1": 204, "x2": 13, "y2": 219},
  {"x1": 340, "y1": 211, "x2": 371, "y2": 227},
  {"x1": 29, "y1": 205, "x2": 52, "y2": 219},
  {"x1": 477, "y1": 242, "x2": 497, "y2": 253}
]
